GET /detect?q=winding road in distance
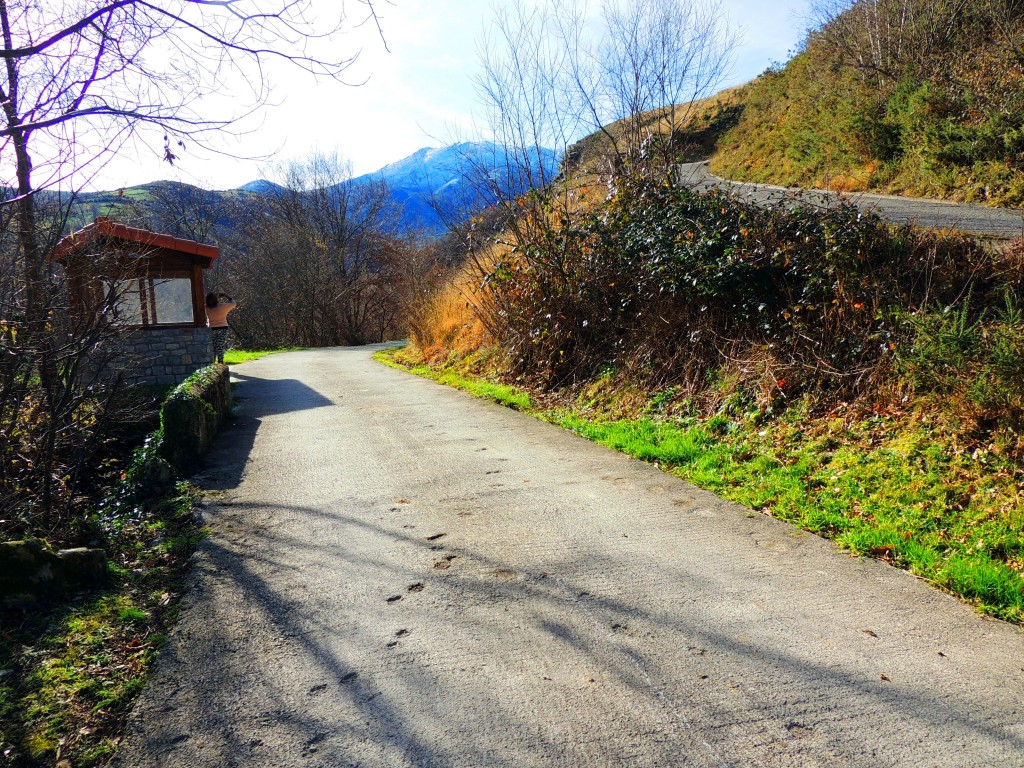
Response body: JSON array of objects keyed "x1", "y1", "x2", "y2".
[
  {"x1": 112, "y1": 346, "x2": 1024, "y2": 768},
  {"x1": 678, "y1": 161, "x2": 1024, "y2": 241}
]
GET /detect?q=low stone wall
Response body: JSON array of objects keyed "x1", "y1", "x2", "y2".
[
  {"x1": 118, "y1": 326, "x2": 213, "y2": 387},
  {"x1": 159, "y1": 364, "x2": 231, "y2": 473}
]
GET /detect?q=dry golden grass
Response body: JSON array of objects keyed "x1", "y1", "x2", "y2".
[
  {"x1": 408, "y1": 242, "x2": 509, "y2": 365},
  {"x1": 828, "y1": 174, "x2": 867, "y2": 193},
  {"x1": 409, "y1": 177, "x2": 608, "y2": 366}
]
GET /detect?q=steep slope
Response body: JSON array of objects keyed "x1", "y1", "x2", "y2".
[{"x1": 710, "y1": 2, "x2": 1024, "y2": 205}]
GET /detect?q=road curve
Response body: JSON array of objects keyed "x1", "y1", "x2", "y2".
[
  {"x1": 678, "y1": 162, "x2": 1024, "y2": 240},
  {"x1": 113, "y1": 347, "x2": 1024, "y2": 768}
]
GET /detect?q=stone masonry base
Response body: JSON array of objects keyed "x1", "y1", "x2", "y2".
[{"x1": 116, "y1": 327, "x2": 214, "y2": 387}]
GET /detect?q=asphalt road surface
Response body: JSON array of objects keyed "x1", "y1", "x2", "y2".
[
  {"x1": 678, "y1": 162, "x2": 1024, "y2": 240},
  {"x1": 114, "y1": 347, "x2": 1024, "y2": 768}
]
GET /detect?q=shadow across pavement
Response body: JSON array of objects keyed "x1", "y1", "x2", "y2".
[
  {"x1": 117, "y1": 497, "x2": 1024, "y2": 767},
  {"x1": 195, "y1": 368, "x2": 335, "y2": 492}
]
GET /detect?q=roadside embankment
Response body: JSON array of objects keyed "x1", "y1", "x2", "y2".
[
  {"x1": 159, "y1": 364, "x2": 232, "y2": 473},
  {"x1": 0, "y1": 364, "x2": 230, "y2": 767}
]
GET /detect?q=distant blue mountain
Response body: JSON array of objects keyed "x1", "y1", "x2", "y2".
[
  {"x1": 236, "y1": 179, "x2": 287, "y2": 195},
  {"x1": 350, "y1": 142, "x2": 562, "y2": 234}
]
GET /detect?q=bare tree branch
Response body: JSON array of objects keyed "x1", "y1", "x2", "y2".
[{"x1": 0, "y1": 0, "x2": 390, "y2": 529}]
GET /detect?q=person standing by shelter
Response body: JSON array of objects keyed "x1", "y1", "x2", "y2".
[{"x1": 206, "y1": 292, "x2": 237, "y2": 364}]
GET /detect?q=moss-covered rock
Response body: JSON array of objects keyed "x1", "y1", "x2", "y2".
[
  {"x1": 54, "y1": 547, "x2": 108, "y2": 585},
  {"x1": 0, "y1": 539, "x2": 108, "y2": 599}
]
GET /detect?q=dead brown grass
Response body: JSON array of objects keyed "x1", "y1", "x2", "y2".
[
  {"x1": 564, "y1": 87, "x2": 749, "y2": 176},
  {"x1": 408, "y1": 243, "x2": 506, "y2": 365}
]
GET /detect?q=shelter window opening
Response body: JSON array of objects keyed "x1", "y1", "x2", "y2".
[{"x1": 105, "y1": 276, "x2": 194, "y2": 326}]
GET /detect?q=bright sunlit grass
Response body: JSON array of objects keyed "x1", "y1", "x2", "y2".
[
  {"x1": 222, "y1": 347, "x2": 307, "y2": 365},
  {"x1": 554, "y1": 412, "x2": 1024, "y2": 622},
  {"x1": 374, "y1": 347, "x2": 531, "y2": 411}
]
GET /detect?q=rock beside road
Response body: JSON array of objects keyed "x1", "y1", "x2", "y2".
[{"x1": 0, "y1": 539, "x2": 108, "y2": 599}]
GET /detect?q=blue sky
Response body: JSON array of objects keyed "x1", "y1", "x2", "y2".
[{"x1": 89, "y1": 0, "x2": 813, "y2": 191}]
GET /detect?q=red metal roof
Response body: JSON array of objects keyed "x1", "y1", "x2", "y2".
[{"x1": 52, "y1": 217, "x2": 219, "y2": 264}]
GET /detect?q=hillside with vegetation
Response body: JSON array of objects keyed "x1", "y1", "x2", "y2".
[
  {"x1": 711, "y1": 0, "x2": 1024, "y2": 205},
  {"x1": 396, "y1": 0, "x2": 1024, "y2": 625}
]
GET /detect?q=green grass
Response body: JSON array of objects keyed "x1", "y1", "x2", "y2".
[
  {"x1": 386, "y1": 347, "x2": 1024, "y2": 625},
  {"x1": 557, "y1": 414, "x2": 1024, "y2": 622},
  {"x1": 709, "y1": 15, "x2": 1024, "y2": 205},
  {"x1": 222, "y1": 347, "x2": 307, "y2": 365},
  {"x1": 374, "y1": 348, "x2": 532, "y2": 410},
  {"x1": 0, "y1": 485, "x2": 205, "y2": 767},
  {"x1": 15, "y1": 594, "x2": 159, "y2": 757}
]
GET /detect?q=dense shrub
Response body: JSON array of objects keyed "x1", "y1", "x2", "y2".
[{"x1": 479, "y1": 175, "x2": 1024, "y2": 443}]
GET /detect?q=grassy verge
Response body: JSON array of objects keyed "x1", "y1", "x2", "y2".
[
  {"x1": 374, "y1": 347, "x2": 532, "y2": 411},
  {"x1": 0, "y1": 485, "x2": 206, "y2": 767},
  {"x1": 378, "y1": 347, "x2": 1024, "y2": 625},
  {"x1": 223, "y1": 347, "x2": 306, "y2": 365}
]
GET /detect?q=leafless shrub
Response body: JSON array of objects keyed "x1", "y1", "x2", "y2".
[{"x1": 807, "y1": 0, "x2": 1024, "y2": 84}]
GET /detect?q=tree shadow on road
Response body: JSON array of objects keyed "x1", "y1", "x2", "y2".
[
  {"x1": 117, "y1": 492, "x2": 1024, "y2": 767},
  {"x1": 194, "y1": 370, "x2": 336, "y2": 492}
]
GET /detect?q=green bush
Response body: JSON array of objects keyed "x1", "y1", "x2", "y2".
[
  {"x1": 481, "y1": 174, "x2": 1024, "y2": 452},
  {"x1": 897, "y1": 293, "x2": 1024, "y2": 438}
]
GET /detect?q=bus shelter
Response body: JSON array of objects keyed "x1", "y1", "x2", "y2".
[{"x1": 53, "y1": 217, "x2": 220, "y2": 386}]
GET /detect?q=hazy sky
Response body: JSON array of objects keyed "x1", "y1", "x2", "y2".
[{"x1": 87, "y1": 0, "x2": 813, "y2": 192}]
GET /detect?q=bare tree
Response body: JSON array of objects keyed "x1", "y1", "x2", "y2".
[
  {"x1": 0, "y1": 196, "x2": 159, "y2": 534},
  {"x1": 596, "y1": 0, "x2": 737, "y2": 171},
  {"x1": 982, "y1": 0, "x2": 1024, "y2": 62},
  {"x1": 475, "y1": 0, "x2": 735, "y2": 190},
  {"x1": 475, "y1": 1, "x2": 587, "y2": 195},
  {"x1": 463, "y1": 0, "x2": 737, "y2": 348},
  {"x1": 1, "y1": 0, "x2": 386, "y2": 340},
  {"x1": 224, "y1": 151, "x2": 407, "y2": 347},
  {"x1": 806, "y1": 0, "x2": 1004, "y2": 83},
  {"x1": 480, "y1": 0, "x2": 736, "y2": 178},
  {"x1": 123, "y1": 181, "x2": 223, "y2": 244}
]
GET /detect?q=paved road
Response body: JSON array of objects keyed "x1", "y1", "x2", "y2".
[
  {"x1": 678, "y1": 162, "x2": 1024, "y2": 240},
  {"x1": 114, "y1": 347, "x2": 1024, "y2": 768}
]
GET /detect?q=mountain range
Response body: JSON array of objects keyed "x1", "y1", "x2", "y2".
[
  {"x1": 71, "y1": 141, "x2": 561, "y2": 238},
  {"x1": 353, "y1": 141, "x2": 560, "y2": 233}
]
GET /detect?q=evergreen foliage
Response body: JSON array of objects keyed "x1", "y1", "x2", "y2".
[{"x1": 479, "y1": 174, "x2": 1024, "y2": 452}]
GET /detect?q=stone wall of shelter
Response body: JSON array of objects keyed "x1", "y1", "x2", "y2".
[{"x1": 117, "y1": 327, "x2": 213, "y2": 387}]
